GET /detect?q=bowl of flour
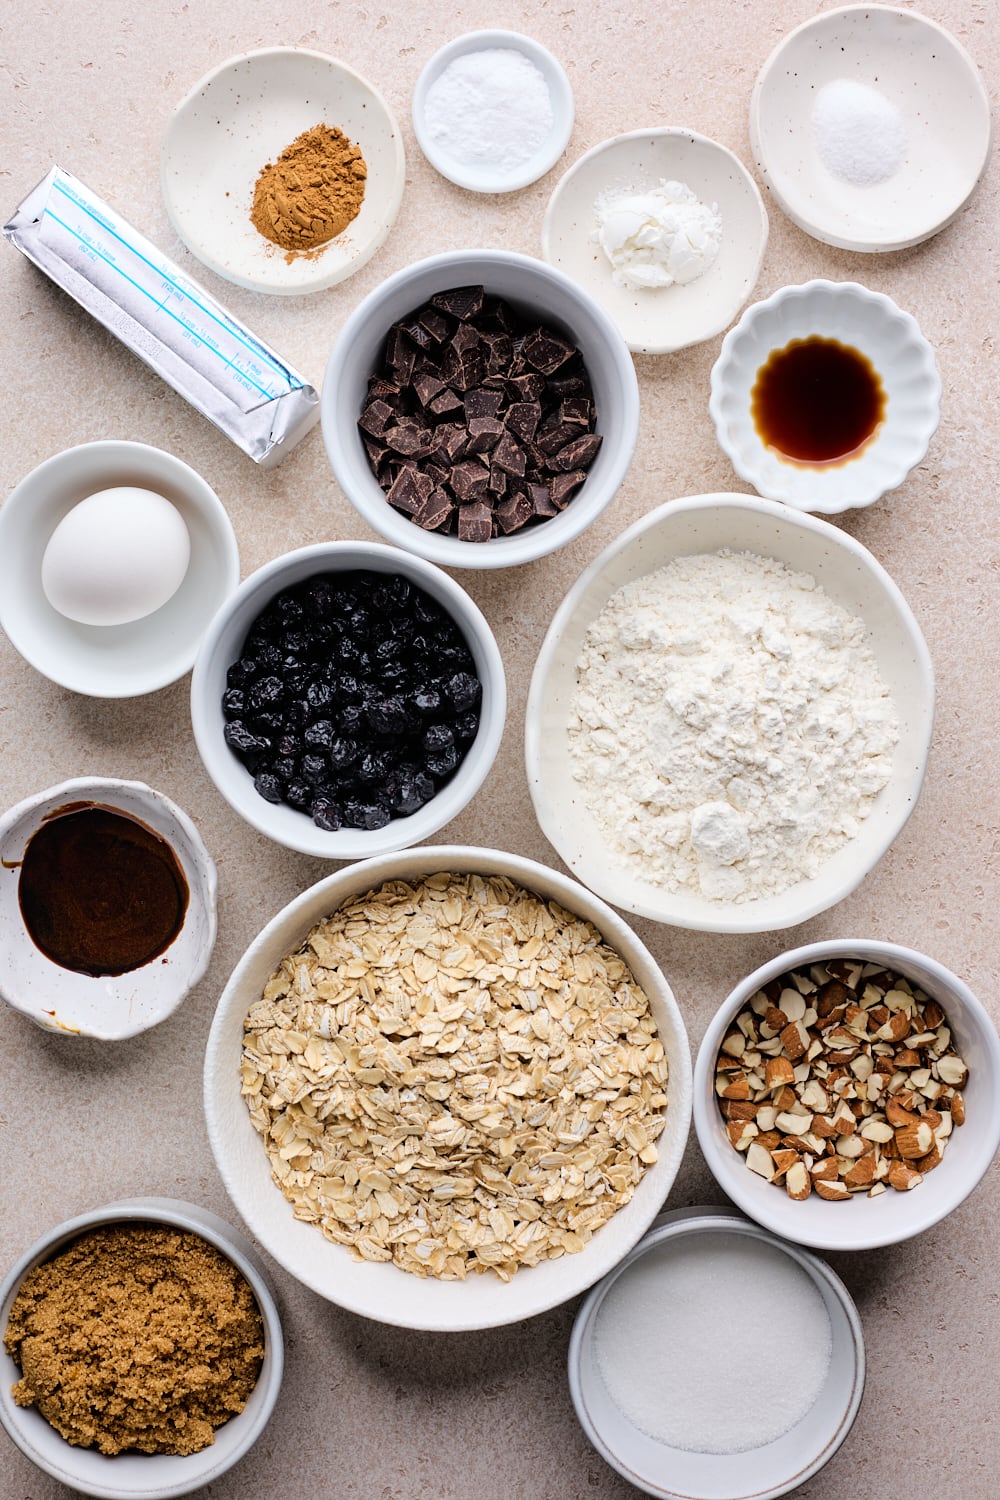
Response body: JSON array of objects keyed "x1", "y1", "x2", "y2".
[{"x1": 525, "y1": 492, "x2": 933, "y2": 933}]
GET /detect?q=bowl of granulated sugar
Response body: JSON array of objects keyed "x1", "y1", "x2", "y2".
[
  {"x1": 412, "y1": 30, "x2": 574, "y2": 193},
  {"x1": 568, "y1": 1205, "x2": 865, "y2": 1499}
]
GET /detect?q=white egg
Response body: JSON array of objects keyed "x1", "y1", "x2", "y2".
[{"x1": 41, "y1": 487, "x2": 192, "y2": 628}]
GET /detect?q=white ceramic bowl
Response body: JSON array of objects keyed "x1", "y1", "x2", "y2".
[
  {"x1": 321, "y1": 249, "x2": 639, "y2": 569},
  {"x1": 204, "y1": 844, "x2": 692, "y2": 1331},
  {"x1": 750, "y1": 5, "x2": 992, "y2": 252},
  {"x1": 162, "y1": 48, "x2": 405, "y2": 294},
  {"x1": 542, "y1": 128, "x2": 768, "y2": 354},
  {"x1": 190, "y1": 543, "x2": 506, "y2": 859},
  {"x1": 0, "y1": 442, "x2": 239, "y2": 698},
  {"x1": 568, "y1": 1206, "x2": 864, "y2": 1499},
  {"x1": 0, "y1": 778, "x2": 217, "y2": 1040},
  {"x1": 693, "y1": 941, "x2": 1000, "y2": 1251},
  {"x1": 525, "y1": 493, "x2": 934, "y2": 934},
  {"x1": 709, "y1": 280, "x2": 941, "y2": 512},
  {"x1": 0, "y1": 1197, "x2": 283, "y2": 1500},
  {"x1": 412, "y1": 30, "x2": 574, "y2": 193}
]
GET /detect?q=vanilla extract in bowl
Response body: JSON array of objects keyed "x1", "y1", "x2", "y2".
[{"x1": 751, "y1": 336, "x2": 886, "y2": 466}]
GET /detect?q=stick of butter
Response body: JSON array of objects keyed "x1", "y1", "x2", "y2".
[{"x1": 3, "y1": 166, "x2": 320, "y2": 468}]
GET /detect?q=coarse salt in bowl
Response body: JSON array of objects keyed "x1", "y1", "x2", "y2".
[
  {"x1": 204, "y1": 844, "x2": 692, "y2": 1331},
  {"x1": 693, "y1": 941, "x2": 1000, "y2": 1252},
  {"x1": 321, "y1": 249, "x2": 639, "y2": 569},
  {"x1": 412, "y1": 31, "x2": 574, "y2": 193},
  {"x1": 525, "y1": 492, "x2": 934, "y2": 934},
  {"x1": 0, "y1": 1198, "x2": 283, "y2": 1500}
]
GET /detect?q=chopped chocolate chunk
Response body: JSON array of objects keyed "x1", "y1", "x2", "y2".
[
  {"x1": 548, "y1": 372, "x2": 591, "y2": 400},
  {"x1": 523, "y1": 327, "x2": 576, "y2": 374},
  {"x1": 507, "y1": 372, "x2": 546, "y2": 402},
  {"x1": 367, "y1": 375, "x2": 401, "y2": 402},
  {"x1": 358, "y1": 398, "x2": 395, "y2": 437},
  {"x1": 384, "y1": 325, "x2": 417, "y2": 385},
  {"x1": 414, "y1": 488, "x2": 454, "y2": 530},
  {"x1": 457, "y1": 501, "x2": 493, "y2": 542},
  {"x1": 449, "y1": 460, "x2": 489, "y2": 502},
  {"x1": 552, "y1": 432, "x2": 603, "y2": 471},
  {"x1": 549, "y1": 470, "x2": 588, "y2": 509},
  {"x1": 441, "y1": 335, "x2": 484, "y2": 393},
  {"x1": 428, "y1": 387, "x2": 464, "y2": 417},
  {"x1": 387, "y1": 466, "x2": 433, "y2": 516},
  {"x1": 495, "y1": 490, "x2": 533, "y2": 533},
  {"x1": 400, "y1": 317, "x2": 437, "y2": 350},
  {"x1": 486, "y1": 464, "x2": 508, "y2": 498},
  {"x1": 559, "y1": 397, "x2": 592, "y2": 426},
  {"x1": 412, "y1": 372, "x2": 446, "y2": 409},
  {"x1": 492, "y1": 430, "x2": 526, "y2": 477},
  {"x1": 466, "y1": 416, "x2": 504, "y2": 454},
  {"x1": 384, "y1": 421, "x2": 432, "y2": 457},
  {"x1": 464, "y1": 389, "x2": 504, "y2": 422},
  {"x1": 506, "y1": 400, "x2": 541, "y2": 443},
  {"x1": 536, "y1": 420, "x2": 582, "y2": 456},
  {"x1": 480, "y1": 331, "x2": 514, "y2": 376},
  {"x1": 417, "y1": 308, "x2": 450, "y2": 345},
  {"x1": 528, "y1": 483, "x2": 559, "y2": 518},
  {"x1": 362, "y1": 435, "x2": 392, "y2": 475},
  {"x1": 430, "y1": 285, "x2": 485, "y2": 321},
  {"x1": 430, "y1": 423, "x2": 468, "y2": 463}
]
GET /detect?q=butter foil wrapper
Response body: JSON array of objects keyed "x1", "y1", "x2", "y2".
[{"x1": 3, "y1": 166, "x2": 319, "y2": 467}]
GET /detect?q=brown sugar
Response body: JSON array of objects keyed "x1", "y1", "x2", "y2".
[
  {"x1": 251, "y1": 122, "x2": 367, "y2": 257},
  {"x1": 3, "y1": 1223, "x2": 265, "y2": 1456}
]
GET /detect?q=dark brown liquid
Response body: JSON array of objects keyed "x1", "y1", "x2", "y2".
[
  {"x1": 751, "y1": 337, "x2": 886, "y2": 466},
  {"x1": 17, "y1": 804, "x2": 189, "y2": 977}
]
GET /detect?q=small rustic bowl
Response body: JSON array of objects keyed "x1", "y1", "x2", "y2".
[
  {"x1": 412, "y1": 30, "x2": 574, "y2": 193},
  {"x1": 568, "y1": 1205, "x2": 864, "y2": 1499},
  {"x1": 750, "y1": 5, "x2": 992, "y2": 252},
  {"x1": 162, "y1": 48, "x2": 405, "y2": 294},
  {"x1": 0, "y1": 778, "x2": 217, "y2": 1040},
  {"x1": 321, "y1": 249, "x2": 639, "y2": 569},
  {"x1": 525, "y1": 493, "x2": 933, "y2": 934},
  {"x1": 204, "y1": 844, "x2": 692, "y2": 1331},
  {"x1": 693, "y1": 941, "x2": 1000, "y2": 1251},
  {"x1": 0, "y1": 442, "x2": 239, "y2": 698},
  {"x1": 190, "y1": 543, "x2": 506, "y2": 859},
  {"x1": 542, "y1": 127, "x2": 768, "y2": 354},
  {"x1": 708, "y1": 279, "x2": 941, "y2": 511},
  {"x1": 0, "y1": 1197, "x2": 283, "y2": 1500}
]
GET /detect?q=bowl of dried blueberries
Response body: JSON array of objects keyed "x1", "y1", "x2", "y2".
[
  {"x1": 321, "y1": 249, "x2": 639, "y2": 568},
  {"x1": 190, "y1": 542, "x2": 506, "y2": 858}
]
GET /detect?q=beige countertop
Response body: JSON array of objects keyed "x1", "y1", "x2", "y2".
[{"x1": 1, "y1": 1, "x2": 997, "y2": 1496}]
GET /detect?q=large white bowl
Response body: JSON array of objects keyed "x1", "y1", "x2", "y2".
[
  {"x1": 204, "y1": 845, "x2": 692, "y2": 1331},
  {"x1": 750, "y1": 5, "x2": 992, "y2": 253},
  {"x1": 0, "y1": 778, "x2": 217, "y2": 1039},
  {"x1": 0, "y1": 442, "x2": 239, "y2": 698},
  {"x1": 0, "y1": 1197, "x2": 283, "y2": 1500},
  {"x1": 542, "y1": 128, "x2": 768, "y2": 354},
  {"x1": 693, "y1": 941, "x2": 1000, "y2": 1251},
  {"x1": 162, "y1": 48, "x2": 405, "y2": 295},
  {"x1": 321, "y1": 249, "x2": 639, "y2": 569},
  {"x1": 525, "y1": 493, "x2": 934, "y2": 933},
  {"x1": 709, "y1": 280, "x2": 941, "y2": 512},
  {"x1": 191, "y1": 543, "x2": 506, "y2": 860}
]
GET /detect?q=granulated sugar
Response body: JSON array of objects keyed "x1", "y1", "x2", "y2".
[
  {"x1": 593, "y1": 1231, "x2": 832, "y2": 1453},
  {"x1": 812, "y1": 79, "x2": 907, "y2": 186}
]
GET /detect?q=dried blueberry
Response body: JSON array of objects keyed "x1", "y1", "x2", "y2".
[
  {"x1": 311, "y1": 796, "x2": 343, "y2": 832},
  {"x1": 286, "y1": 778, "x2": 312, "y2": 810},
  {"x1": 423, "y1": 723, "x2": 455, "y2": 755},
  {"x1": 254, "y1": 771, "x2": 284, "y2": 803},
  {"x1": 328, "y1": 737, "x2": 360, "y2": 771},
  {"x1": 411, "y1": 686, "x2": 442, "y2": 717},
  {"x1": 301, "y1": 753, "x2": 329, "y2": 785},
  {"x1": 445, "y1": 672, "x2": 481, "y2": 713},
  {"x1": 426, "y1": 744, "x2": 460, "y2": 778},
  {"x1": 222, "y1": 687, "x2": 245, "y2": 718},
  {"x1": 357, "y1": 749, "x2": 394, "y2": 785},
  {"x1": 272, "y1": 756, "x2": 298, "y2": 782},
  {"x1": 302, "y1": 578, "x2": 336, "y2": 619},
  {"x1": 224, "y1": 721, "x2": 270, "y2": 761},
  {"x1": 342, "y1": 798, "x2": 392, "y2": 831},
  {"x1": 226, "y1": 659, "x2": 256, "y2": 689},
  {"x1": 366, "y1": 696, "x2": 409, "y2": 736},
  {"x1": 454, "y1": 711, "x2": 480, "y2": 742},
  {"x1": 336, "y1": 704, "x2": 364, "y2": 736},
  {"x1": 304, "y1": 719, "x2": 335, "y2": 751},
  {"x1": 387, "y1": 769, "x2": 436, "y2": 815},
  {"x1": 247, "y1": 676, "x2": 285, "y2": 714},
  {"x1": 306, "y1": 681, "x2": 335, "y2": 714}
]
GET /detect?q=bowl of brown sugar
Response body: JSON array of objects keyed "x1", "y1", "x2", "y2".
[
  {"x1": 0, "y1": 1197, "x2": 283, "y2": 1498},
  {"x1": 161, "y1": 48, "x2": 405, "y2": 294}
]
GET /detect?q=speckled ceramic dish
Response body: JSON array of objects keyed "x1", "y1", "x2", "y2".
[
  {"x1": 542, "y1": 128, "x2": 768, "y2": 354},
  {"x1": 162, "y1": 48, "x2": 405, "y2": 294},
  {"x1": 751, "y1": 5, "x2": 992, "y2": 252},
  {"x1": 709, "y1": 280, "x2": 941, "y2": 511}
]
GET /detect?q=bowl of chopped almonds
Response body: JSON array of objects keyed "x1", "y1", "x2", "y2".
[
  {"x1": 693, "y1": 940, "x2": 1000, "y2": 1250},
  {"x1": 205, "y1": 845, "x2": 691, "y2": 1329}
]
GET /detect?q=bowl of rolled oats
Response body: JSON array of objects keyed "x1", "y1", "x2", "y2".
[
  {"x1": 204, "y1": 845, "x2": 691, "y2": 1329},
  {"x1": 693, "y1": 939, "x2": 1000, "y2": 1251}
]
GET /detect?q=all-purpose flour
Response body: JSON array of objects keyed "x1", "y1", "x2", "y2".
[{"x1": 568, "y1": 550, "x2": 899, "y2": 902}]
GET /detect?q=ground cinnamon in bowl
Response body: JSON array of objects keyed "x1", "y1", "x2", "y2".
[
  {"x1": 251, "y1": 123, "x2": 367, "y2": 257},
  {"x1": 3, "y1": 1223, "x2": 265, "y2": 1456}
]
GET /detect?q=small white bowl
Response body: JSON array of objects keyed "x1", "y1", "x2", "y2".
[
  {"x1": 190, "y1": 543, "x2": 506, "y2": 859},
  {"x1": 0, "y1": 778, "x2": 217, "y2": 1040},
  {"x1": 525, "y1": 493, "x2": 934, "y2": 934},
  {"x1": 412, "y1": 31, "x2": 573, "y2": 193},
  {"x1": 542, "y1": 128, "x2": 768, "y2": 354},
  {"x1": 693, "y1": 941, "x2": 1000, "y2": 1252},
  {"x1": 321, "y1": 249, "x2": 639, "y2": 569},
  {"x1": 162, "y1": 48, "x2": 405, "y2": 295},
  {"x1": 0, "y1": 1197, "x2": 283, "y2": 1499},
  {"x1": 751, "y1": 5, "x2": 992, "y2": 252},
  {"x1": 569, "y1": 1205, "x2": 864, "y2": 1499},
  {"x1": 709, "y1": 280, "x2": 941, "y2": 512},
  {"x1": 0, "y1": 442, "x2": 239, "y2": 698},
  {"x1": 204, "y1": 844, "x2": 692, "y2": 1331}
]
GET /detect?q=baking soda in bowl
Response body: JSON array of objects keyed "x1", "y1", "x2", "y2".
[{"x1": 593, "y1": 1230, "x2": 832, "y2": 1453}]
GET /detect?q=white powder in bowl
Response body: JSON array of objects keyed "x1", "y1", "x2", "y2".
[
  {"x1": 812, "y1": 79, "x2": 907, "y2": 186},
  {"x1": 593, "y1": 1231, "x2": 833, "y2": 1452},
  {"x1": 423, "y1": 48, "x2": 554, "y2": 175}
]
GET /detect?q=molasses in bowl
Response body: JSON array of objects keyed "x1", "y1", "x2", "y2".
[{"x1": 708, "y1": 279, "x2": 941, "y2": 512}]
